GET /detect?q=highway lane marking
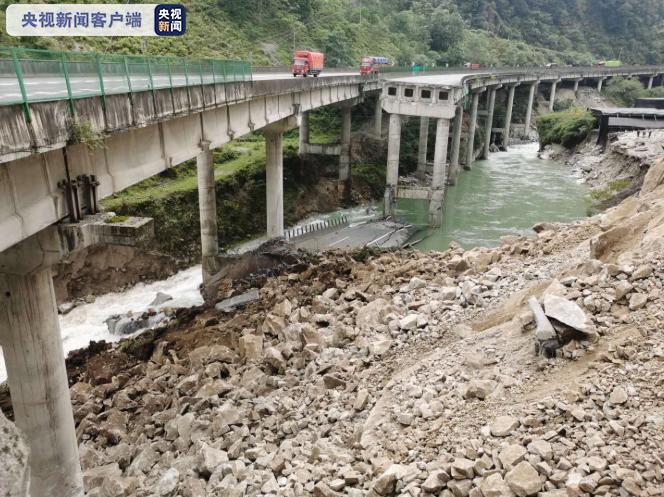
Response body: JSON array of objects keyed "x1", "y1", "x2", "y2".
[{"x1": 329, "y1": 236, "x2": 350, "y2": 247}]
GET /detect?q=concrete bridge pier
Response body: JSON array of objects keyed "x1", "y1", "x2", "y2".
[
  {"x1": 338, "y1": 104, "x2": 353, "y2": 202},
  {"x1": 647, "y1": 76, "x2": 654, "y2": 90},
  {"x1": 264, "y1": 116, "x2": 299, "y2": 238},
  {"x1": 374, "y1": 96, "x2": 383, "y2": 138},
  {"x1": 384, "y1": 113, "x2": 402, "y2": 218},
  {"x1": 448, "y1": 105, "x2": 463, "y2": 185},
  {"x1": 572, "y1": 78, "x2": 582, "y2": 96},
  {"x1": 548, "y1": 80, "x2": 559, "y2": 112},
  {"x1": 429, "y1": 118, "x2": 450, "y2": 227},
  {"x1": 597, "y1": 77, "x2": 606, "y2": 93},
  {"x1": 197, "y1": 141, "x2": 220, "y2": 284},
  {"x1": 481, "y1": 86, "x2": 499, "y2": 160},
  {"x1": 465, "y1": 91, "x2": 481, "y2": 169},
  {"x1": 265, "y1": 128, "x2": 285, "y2": 238},
  {"x1": 502, "y1": 84, "x2": 517, "y2": 150},
  {"x1": 524, "y1": 82, "x2": 537, "y2": 133},
  {"x1": 298, "y1": 111, "x2": 310, "y2": 155},
  {"x1": 0, "y1": 265, "x2": 84, "y2": 497},
  {"x1": 416, "y1": 116, "x2": 430, "y2": 181},
  {"x1": 0, "y1": 217, "x2": 153, "y2": 497}
]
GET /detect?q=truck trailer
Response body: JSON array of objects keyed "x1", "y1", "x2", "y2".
[
  {"x1": 292, "y1": 50, "x2": 324, "y2": 77},
  {"x1": 360, "y1": 56, "x2": 390, "y2": 74}
]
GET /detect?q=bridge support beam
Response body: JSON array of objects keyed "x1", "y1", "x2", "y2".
[
  {"x1": 197, "y1": 141, "x2": 220, "y2": 284},
  {"x1": 465, "y1": 91, "x2": 480, "y2": 169},
  {"x1": 524, "y1": 82, "x2": 536, "y2": 133},
  {"x1": 298, "y1": 111, "x2": 310, "y2": 155},
  {"x1": 449, "y1": 105, "x2": 463, "y2": 185},
  {"x1": 384, "y1": 113, "x2": 402, "y2": 218},
  {"x1": 548, "y1": 80, "x2": 558, "y2": 112},
  {"x1": 647, "y1": 76, "x2": 654, "y2": 90},
  {"x1": 429, "y1": 118, "x2": 449, "y2": 227},
  {"x1": 338, "y1": 104, "x2": 352, "y2": 203},
  {"x1": 503, "y1": 84, "x2": 517, "y2": 150},
  {"x1": 482, "y1": 87, "x2": 498, "y2": 160},
  {"x1": 572, "y1": 78, "x2": 582, "y2": 95},
  {"x1": 374, "y1": 97, "x2": 383, "y2": 138},
  {"x1": 597, "y1": 78, "x2": 605, "y2": 93},
  {"x1": 416, "y1": 117, "x2": 430, "y2": 181}
]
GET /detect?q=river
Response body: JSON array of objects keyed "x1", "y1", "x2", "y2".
[
  {"x1": 399, "y1": 142, "x2": 590, "y2": 250},
  {"x1": 0, "y1": 143, "x2": 590, "y2": 382}
]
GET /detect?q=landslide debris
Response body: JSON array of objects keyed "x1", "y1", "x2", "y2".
[{"x1": 18, "y1": 152, "x2": 664, "y2": 497}]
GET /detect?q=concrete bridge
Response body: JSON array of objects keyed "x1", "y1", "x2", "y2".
[
  {"x1": 380, "y1": 66, "x2": 664, "y2": 226},
  {"x1": 0, "y1": 51, "x2": 663, "y2": 497}
]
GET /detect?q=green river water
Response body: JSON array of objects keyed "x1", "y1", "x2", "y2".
[{"x1": 398, "y1": 142, "x2": 592, "y2": 250}]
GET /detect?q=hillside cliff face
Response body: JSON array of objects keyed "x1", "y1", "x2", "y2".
[{"x1": 1, "y1": 0, "x2": 662, "y2": 66}]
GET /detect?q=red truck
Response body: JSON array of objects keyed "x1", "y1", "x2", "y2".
[
  {"x1": 292, "y1": 50, "x2": 324, "y2": 77},
  {"x1": 360, "y1": 56, "x2": 390, "y2": 74},
  {"x1": 464, "y1": 62, "x2": 481, "y2": 70}
]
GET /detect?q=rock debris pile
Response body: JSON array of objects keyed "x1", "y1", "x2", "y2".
[{"x1": 41, "y1": 153, "x2": 664, "y2": 496}]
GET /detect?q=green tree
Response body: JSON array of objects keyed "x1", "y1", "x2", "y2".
[{"x1": 429, "y1": 9, "x2": 464, "y2": 52}]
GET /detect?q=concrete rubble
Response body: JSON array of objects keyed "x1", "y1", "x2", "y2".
[{"x1": 7, "y1": 153, "x2": 664, "y2": 497}]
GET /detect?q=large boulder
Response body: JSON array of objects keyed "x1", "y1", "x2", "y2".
[
  {"x1": 356, "y1": 298, "x2": 394, "y2": 329},
  {"x1": 0, "y1": 410, "x2": 30, "y2": 497},
  {"x1": 641, "y1": 156, "x2": 664, "y2": 194},
  {"x1": 543, "y1": 294, "x2": 595, "y2": 336}
]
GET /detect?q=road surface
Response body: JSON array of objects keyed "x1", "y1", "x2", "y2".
[
  {"x1": 0, "y1": 70, "x2": 361, "y2": 105},
  {"x1": 291, "y1": 219, "x2": 413, "y2": 251}
]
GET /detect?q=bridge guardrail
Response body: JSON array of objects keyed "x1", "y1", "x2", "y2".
[
  {"x1": 285, "y1": 215, "x2": 349, "y2": 241},
  {"x1": 0, "y1": 47, "x2": 252, "y2": 120}
]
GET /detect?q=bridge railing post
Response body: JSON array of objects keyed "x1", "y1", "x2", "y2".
[
  {"x1": 94, "y1": 54, "x2": 107, "y2": 110},
  {"x1": 60, "y1": 52, "x2": 75, "y2": 118},
  {"x1": 10, "y1": 47, "x2": 31, "y2": 122}
]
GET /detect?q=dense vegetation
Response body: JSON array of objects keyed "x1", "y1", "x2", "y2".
[
  {"x1": 604, "y1": 77, "x2": 664, "y2": 107},
  {"x1": 536, "y1": 108, "x2": 596, "y2": 149},
  {"x1": 1, "y1": 0, "x2": 662, "y2": 66}
]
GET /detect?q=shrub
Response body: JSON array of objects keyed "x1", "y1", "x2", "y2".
[
  {"x1": 352, "y1": 162, "x2": 386, "y2": 198},
  {"x1": 604, "y1": 77, "x2": 647, "y2": 106},
  {"x1": 70, "y1": 121, "x2": 105, "y2": 150},
  {"x1": 537, "y1": 108, "x2": 596, "y2": 149},
  {"x1": 553, "y1": 99, "x2": 574, "y2": 112}
]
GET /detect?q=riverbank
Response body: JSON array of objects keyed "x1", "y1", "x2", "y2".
[
  {"x1": 541, "y1": 130, "x2": 664, "y2": 207},
  {"x1": 7, "y1": 150, "x2": 662, "y2": 496}
]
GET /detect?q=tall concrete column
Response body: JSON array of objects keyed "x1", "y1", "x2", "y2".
[
  {"x1": 429, "y1": 118, "x2": 450, "y2": 227},
  {"x1": 265, "y1": 129, "x2": 284, "y2": 238},
  {"x1": 548, "y1": 80, "x2": 558, "y2": 112},
  {"x1": 597, "y1": 78, "x2": 605, "y2": 93},
  {"x1": 196, "y1": 141, "x2": 219, "y2": 284},
  {"x1": 384, "y1": 113, "x2": 401, "y2": 217},
  {"x1": 573, "y1": 79, "x2": 580, "y2": 94},
  {"x1": 298, "y1": 111, "x2": 310, "y2": 154},
  {"x1": 524, "y1": 82, "x2": 536, "y2": 132},
  {"x1": 465, "y1": 91, "x2": 480, "y2": 169},
  {"x1": 503, "y1": 85, "x2": 516, "y2": 149},
  {"x1": 339, "y1": 105, "x2": 352, "y2": 202},
  {"x1": 449, "y1": 105, "x2": 463, "y2": 185},
  {"x1": 374, "y1": 97, "x2": 383, "y2": 138},
  {"x1": 482, "y1": 87, "x2": 497, "y2": 160},
  {"x1": 416, "y1": 116, "x2": 429, "y2": 181},
  {"x1": 0, "y1": 268, "x2": 84, "y2": 497},
  {"x1": 647, "y1": 76, "x2": 654, "y2": 90}
]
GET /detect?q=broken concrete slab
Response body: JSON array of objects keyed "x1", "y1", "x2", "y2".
[{"x1": 215, "y1": 289, "x2": 260, "y2": 313}]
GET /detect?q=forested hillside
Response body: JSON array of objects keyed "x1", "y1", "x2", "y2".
[{"x1": 1, "y1": 0, "x2": 662, "y2": 66}]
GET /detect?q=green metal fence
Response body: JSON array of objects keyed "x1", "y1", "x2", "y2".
[{"x1": 0, "y1": 47, "x2": 252, "y2": 119}]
